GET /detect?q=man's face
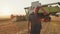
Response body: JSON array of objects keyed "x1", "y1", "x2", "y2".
[{"x1": 33, "y1": 7, "x2": 39, "y2": 14}]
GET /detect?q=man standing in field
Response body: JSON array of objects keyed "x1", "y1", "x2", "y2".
[
  {"x1": 28, "y1": 5, "x2": 48, "y2": 34},
  {"x1": 29, "y1": 7, "x2": 42, "y2": 34}
]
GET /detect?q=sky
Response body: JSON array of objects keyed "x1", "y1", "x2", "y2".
[{"x1": 0, "y1": 0, "x2": 60, "y2": 17}]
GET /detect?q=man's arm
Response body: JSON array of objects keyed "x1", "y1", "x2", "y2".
[
  {"x1": 28, "y1": 15, "x2": 31, "y2": 32},
  {"x1": 28, "y1": 21, "x2": 31, "y2": 32},
  {"x1": 40, "y1": 6, "x2": 49, "y2": 15}
]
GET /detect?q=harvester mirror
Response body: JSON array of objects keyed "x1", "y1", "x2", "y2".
[{"x1": 58, "y1": 2, "x2": 60, "y2": 5}]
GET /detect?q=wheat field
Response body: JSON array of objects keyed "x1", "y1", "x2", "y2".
[{"x1": 0, "y1": 16, "x2": 60, "y2": 34}]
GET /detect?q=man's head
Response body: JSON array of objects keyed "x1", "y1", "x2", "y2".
[{"x1": 33, "y1": 7, "x2": 40, "y2": 14}]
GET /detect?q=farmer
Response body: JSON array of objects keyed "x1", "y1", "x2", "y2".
[{"x1": 29, "y1": 7, "x2": 42, "y2": 34}]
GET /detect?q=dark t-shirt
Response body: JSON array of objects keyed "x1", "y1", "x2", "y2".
[{"x1": 29, "y1": 12, "x2": 41, "y2": 25}]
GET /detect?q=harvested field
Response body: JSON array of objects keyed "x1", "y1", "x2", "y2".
[
  {"x1": 0, "y1": 20, "x2": 19, "y2": 34},
  {"x1": 16, "y1": 16, "x2": 60, "y2": 34},
  {"x1": 0, "y1": 16, "x2": 60, "y2": 34}
]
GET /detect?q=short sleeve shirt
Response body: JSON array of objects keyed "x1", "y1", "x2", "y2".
[{"x1": 29, "y1": 12, "x2": 41, "y2": 25}]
